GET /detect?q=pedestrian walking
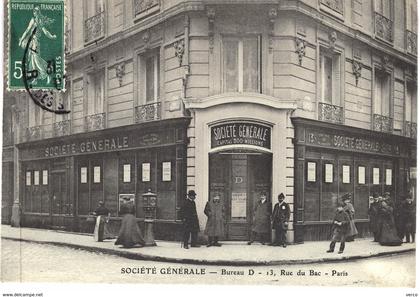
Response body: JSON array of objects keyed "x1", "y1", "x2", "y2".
[
  {"x1": 327, "y1": 201, "x2": 350, "y2": 254},
  {"x1": 204, "y1": 193, "x2": 225, "y2": 247},
  {"x1": 342, "y1": 193, "x2": 358, "y2": 241},
  {"x1": 377, "y1": 199, "x2": 402, "y2": 246},
  {"x1": 368, "y1": 193, "x2": 381, "y2": 242},
  {"x1": 93, "y1": 201, "x2": 113, "y2": 242},
  {"x1": 271, "y1": 193, "x2": 290, "y2": 247},
  {"x1": 401, "y1": 195, "x2": 416, "y2": 243},
  {"x1": 248, "y1": 193, "x2": 271, "y2": 245},
  {"x1": 181, "y1": 190, "x2": 200, "y2": 249},
  {"x1": 114, "y1": 203, "x2": 145, "y2": 248}
]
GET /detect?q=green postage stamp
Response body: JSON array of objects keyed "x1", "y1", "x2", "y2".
[{"x1": 8, "y1": 0, "x2": 65, "y2": 91}]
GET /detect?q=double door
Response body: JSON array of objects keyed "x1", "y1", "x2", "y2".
[{"x1": 209, "y1": 153, "x2": 272, "y2": 240}]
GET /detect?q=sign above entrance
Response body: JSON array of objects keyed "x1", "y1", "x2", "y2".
[{"x1": 211, "y1": 121, "x2": 271, "y2": 150}]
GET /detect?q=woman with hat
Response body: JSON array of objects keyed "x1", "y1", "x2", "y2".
[
  {"x1": 377, "y1": 199, "x2": 402, "y2": 246},
  {"x1": 342, "y1": 193, "x2": 358, "y2": 242}
]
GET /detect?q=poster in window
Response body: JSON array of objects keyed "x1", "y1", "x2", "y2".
[
  {"x1": 162, "y1": 162, "x2": 171, "y2": 182},
  {"x1": 80, "y1": 167, "x2": 87, "y2": 184},
  {"x1": 410, "y1": 167, "x2": 416, "y2": 179},
  {"x1": 93, "y1": 166, "x2": 101, "y2": 183},
  {"x1": 231, "y1": 192, "x2": 247, "y2": 218},
  {"x1": 123, "y1": 164, "x2": 131, "y2": 183},
  {"x1": 385, "y1": 169, "x2": 392, "y2": 185},
  {"x1": 307, "y1": 162, "x2": 316, "y2": 182},
  {"x1": 325, "y1": 163, "x2": 333, "y2": 183},
  {"x1": 142, "y1": 163, "x2": 150, "y2": 182},
  {"x1": 373, "y1": 168, "x2": 380, "y2": 185},
  {"x1": 342, "y1": 165, "x2": 350, "y2": 184},
  {"x1": 26, "y1": 171, "x2": 31, "y2": 186},
  {"x1": 42, "y1": 170, "x2": 48, "y2": 185},
  {"x1": 34, "y1": 171, "x2": 40, "y2": 185},
  {"x1": 358, "y1": 166, "x2": 366, "y2": 184}
]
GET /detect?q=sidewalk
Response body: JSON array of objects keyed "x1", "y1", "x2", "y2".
[{"x1": 1, "y1": 225, "x2": 415, "y2": 266}]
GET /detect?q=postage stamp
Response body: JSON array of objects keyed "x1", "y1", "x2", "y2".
[{"x1": 8, "y1": 0, "x2": 65, "y2": 91}]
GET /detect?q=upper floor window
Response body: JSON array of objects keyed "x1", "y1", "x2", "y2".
[
  {"x1": 375, "y1": 0, "x2": 392, "y2": 18},
  {"x1": 86, "y1": 69, "x2": 105, "y2": 115},
  {"x1": 406, "y1": 0, "x2": 417, "y2": 55},
  {"x1": 86, "y1": 0, "x2": 104, "y2": 18},
  {"x1": 28, "y1": 101, "x2": 41, "y2": 127},
  {"x1": 320, "y1": 50, "x2": 341, "y2": 106},
  {"x1": 374, "y1": 70, "x2": 391, "y2": 117},
  {"x1": 374, "y1": 0, "x2": 393, "y2": 42},
  {"x1": 138, "y1": 49, "x2": 160, "y2": 105},
  {"x1": 84, "y1": 0, "x2": 105, "y2": 44},
  {"x1": 406, "y1": 83, "x2": 417, "y2": 123},
  {"x1": 222, "y1": 36, "x2": 261, "y2": 93}
]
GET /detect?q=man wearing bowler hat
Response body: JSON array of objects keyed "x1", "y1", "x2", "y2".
[{"x1": 181, "y1": 190, "x2": 200, "y2": 249}]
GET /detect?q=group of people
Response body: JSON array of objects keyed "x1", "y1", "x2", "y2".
[
  {"x1": 91, "y1": 190, "x2": 415, "y2": 251},
  {"x1": 369, "y1": 192, "x2": 416, "y2": 245},
  {"x1": 181, "y1": 190, "x2": 290, "y2": 249}
]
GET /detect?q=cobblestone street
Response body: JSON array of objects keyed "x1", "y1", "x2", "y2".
[{"x1": 1, "y1": 239, "x2": 415, "y2": 287}]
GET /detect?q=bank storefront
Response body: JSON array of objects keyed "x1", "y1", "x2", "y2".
[
  {"x1": 18, "y1": 118, "x2": 190, "y2": 239},
  {"x1": 292, "y1": 118, "x2": 416, "y2": 242},
  {"x1": 186, "y1": 94, "x2": 297, "y2": 242}
]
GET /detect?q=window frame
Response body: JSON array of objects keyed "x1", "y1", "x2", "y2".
[
  {"x1": 85, "y1": 67, "x2": 106, "y2": 116},
  {"x1": 137, "y1": 48, "x2": 161, "y2": 105},
  {"x1": 319, "y1": 47, "x2": 343, "y2": 107},
  {"x1": 373, "y1": 67, "x2": 392, "y2": 117}
]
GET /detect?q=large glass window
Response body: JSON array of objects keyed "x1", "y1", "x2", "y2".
[{"x1": 222, "y1": 36, "x2": 260, "y2": 93}]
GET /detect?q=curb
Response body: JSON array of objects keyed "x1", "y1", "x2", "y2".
[{"x1": 2, "y1": 236, "x2": 416, "y2": 266}]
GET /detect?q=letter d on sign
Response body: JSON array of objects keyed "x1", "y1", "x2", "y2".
[
  {"x1": 248, "y1": 269, "x2": 254, "y2": 276},
  {"x1": 234, "y1": 177, "x2": 244, "y2": 184}
]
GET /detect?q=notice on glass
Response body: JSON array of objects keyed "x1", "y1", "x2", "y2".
[
  {"x1": 307, "y1": 162, "x2": 316, "y2": 182},
  {"x1": 231, "y1": 192, "x2": 247, "y2": 218},
  {"x1": 142, "y1": 163, "x2": 150, "y2": 182},
  {"x1": 373, "y1": 168, "x2": 380, "y2": 185},
  {"x1": 42, "y1": 170, "x2": 48, "y2": 185},
  {"x1": 26, "y1": 171, "x2": 31, "y2": 186},
  {"x1": 80, "y1": 167, "x2": 87, "y2": 184},
  {"x1": 93, "y1": 166, "x2": 101, "y2": 183},
  {"x1": 162, "y1": 162, "x2": 171, "y2": 181},
  {"x1": 325, "y1": 164, "x2": 333, "y2": 183},
  {"x1": 342, "y1": 165, "x2": 350, "y2": 184},
  {"x1": 358, "y1": 166, "x2": 365, "y2": 184},
  {"x1": 385, "y1": 169, "x2": 392, "y2": 185},
  {"x1": 34, "y1": 170, "x2": 40, "y2": 185},
  {"x1": 123, "y1": 164, "x2": 131, "y2": 183}
]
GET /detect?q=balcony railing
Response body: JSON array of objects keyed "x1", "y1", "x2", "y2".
[
  {"x1": 85, "y1": 113, "x2": 106, "y2": 132},
  {"x1": 53, "y1": 120, "x2": 71, "y2": 137},
  {"x1": 133, "y1": 0, "x2": 160, "y2": 17},
  {"x1": 135, "y1": 102, "x2": 161, "y2": 123},
  {"x1": 320, "y1": 0, "x2": 344, "y2": 15},
  {"x1": 404, "y1": 121, "x2": 417, "y2": 138},
  {"x1": 374, "y1": 12, "x2": 393, "y2": 43},
  {"x1": 65, "y1": 29, "x2": 71, "y2": 53},
  {"x1": 406, "y1": 30, "x2": 417, "y2": 56},
  {"x1": 84, "y1": 11, "x2": 105, "y2": 44},
  {"x1": 373, "y1": 114, "x2": 393, "y2": 133},
  {"x1": 318, "y1": 102, "x2": 344, "y2": 124}
]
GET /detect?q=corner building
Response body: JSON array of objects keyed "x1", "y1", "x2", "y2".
[{"x1": 6, "y1": 0, "x2": 417, "y2": 243}]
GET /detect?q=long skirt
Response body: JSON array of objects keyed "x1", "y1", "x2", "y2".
[
  {"x1": 114, "y1": 214, "x2": 145, "y2": 248},
  {"x1": 379, "y1": 218, "x2": 402, "y2": 246},
  {"x1": 93, "y1": 216, "x2": 113, "y2": 242}
]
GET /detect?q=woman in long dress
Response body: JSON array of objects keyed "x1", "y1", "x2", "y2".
[
  {"x1": 378, "y1": 200, "x2": 402, "y2": 246},
  {"x1": 342, "y1": 194, "x2": 358, "y2": 241},
  {"x1": 93, "y1": 201, "x2": 113, "y2": 242},
  {"x1": 115, "y1": 204, "x2": 145, "y2": 248}
]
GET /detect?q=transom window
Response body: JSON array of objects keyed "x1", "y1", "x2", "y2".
[{"x1": 222, "y1": 36, "x2": 261, "y2": 93}]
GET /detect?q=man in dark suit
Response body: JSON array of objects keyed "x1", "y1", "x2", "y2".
[
  {"x1": 271, "y1": 193, "x2": 290, "y2": 247},
  {"x1": 181, "y1": 190, "x2": 200, "y2": 249}
]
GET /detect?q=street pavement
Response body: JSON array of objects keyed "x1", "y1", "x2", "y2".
[{"x1": 1, "y1": 225, "x2": 415, "y2": 265}]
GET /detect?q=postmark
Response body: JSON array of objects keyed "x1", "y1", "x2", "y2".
[{"x1": 8, "y1": 0, "x2": 70, "y2": 114}]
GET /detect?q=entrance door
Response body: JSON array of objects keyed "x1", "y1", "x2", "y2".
[
  {"x1": 209, "y1": 153, "x2": 272, "y2": 240},
  {"x1": 50, "y1": 170, "x2": 68, "y2": 228}
]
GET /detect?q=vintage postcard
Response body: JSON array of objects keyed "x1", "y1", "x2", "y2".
[{"x1": 1, "y1": 0, "x2": 418, "y2": 295}]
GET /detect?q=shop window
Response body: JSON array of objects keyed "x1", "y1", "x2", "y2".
[
  {"x1": 324, "y1": 163, "x2": 334, "y2": 183},
  {"x1": 222, "y1": 36, "x2": 261, "y2": 93},
  {"x1": 320, "y1": 50, "x2": 341, "y2": 106},
  {"x1": 34, "y1": 171, "x2": 40, "y2": 186},
  {"x1": 385, "y1": 168, "x2": 392, "y2": 185},
  {"x1": 342, "y1": 165, "x2": 350, "y2": 184},
  {"x1": 138, "y1": 49, "x2": 160, "y2": 105},
  {"x1": 374, "y1": 70, "x2": 391, "y2": 117},
  {"x1": 357, "y1": 166, "x2": 366, "y2": 184},
  {"x1": 86, "y1": 69, "x2": 105, "y2": 115},
  {"x1": 26, "y1": 171, "x2": 32, "y2": 186},
  {"x1": 142, "y1": 163, "x2": 151, "y2": 182},
  {"x1": 123, "y1": 164, "x2": 131, "y2": 183},
  {"x1": 93, "y1": 166, "x2": 101, "y2": 183},
  {"x1": 372, "y1": 167, "x2": 380, "y2": 185},
  {"x1": 42, "y1": 170, "x2": 48, "y2": 185},
  {"x1": 80, "y1": 167, "x2": 88, "y2": 184}
]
